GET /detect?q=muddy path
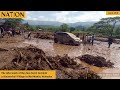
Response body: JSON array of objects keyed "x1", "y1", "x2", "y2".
[
  {"x1": 23, "y1": 39, "x2": 120, "y2": 63},
  {"x1": 0, "y1": 36, "x2": 120, "y2": 79},
  {"x1": 23, "y1": 38, "x2": 120, "y2": 79}
]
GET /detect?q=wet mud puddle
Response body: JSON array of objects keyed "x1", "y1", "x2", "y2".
[{"x1": 23, "y1": 39, "x2": 120, "y2": 79}]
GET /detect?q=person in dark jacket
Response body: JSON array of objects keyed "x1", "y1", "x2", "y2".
[
  {"x1": 108, "y1": 36, "x2": 113, "y2": 48},
  {"x1": 12, "y1": 29, "x2": 15, "y2": 37},
  {"x1": 0, "y1": 27, "x2": 4, "y2": 34},
  {"x1": 0, "y1": 27, "x2": 4, "y2": 37},
  {"x1": 28, "y1": 32, "x2": 31, "y2": 39},
  {"x1": 91, "y1": 34, "x2": 95, "y2": 45}
]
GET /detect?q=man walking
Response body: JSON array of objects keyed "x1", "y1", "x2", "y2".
[
  {"x1": 91, "y1": 34, "x2": 95, "y2": 45},
  {"x1": 28, "y1": 32, "x2": 31, "y2": 39},
  {"x1": 0, "y1": 27, "x2": 5, "y2": 38},
  {"x1": 108, "y1": 36, "x2": 113, "y2": 48},
  {"x1": 12, "y1": 28, "x2": 15, "y2": 37}
]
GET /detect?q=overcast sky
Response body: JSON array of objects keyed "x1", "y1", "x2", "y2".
[{"x1": 24, "y1": 11, "x2": 117, "y2": 23}]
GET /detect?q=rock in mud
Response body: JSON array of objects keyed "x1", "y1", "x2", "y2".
[{"x1": 78, "y1": 54, "x2": 114, "y2": 68}]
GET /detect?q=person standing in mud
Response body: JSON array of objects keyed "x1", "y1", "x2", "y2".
[
  {"x1": 108, "y1": 36, "x2": 113, "y2": 48},
  {"x1": 0, "y1": 27, "x2": 4, "y2": 34},
  {"x1": 12, "y1": 28, "x2": 15, "y2": 37},
  {"x1": 8, "y1": 27, "x2": 13, "y2": 37},
  {"x1": 91, "y1": 34, "x2": 95, "y2": 45},
  {"x1": 87, "y1": 34, "x2": 91, "y2": 44},
  {"x1": 84, "y1": 34, "x2": 88, "y2": 45},
  {"x1": 82, "y1": 34, "x2": 86, "y2": 45},
  {"x1": 28, "y1": 32, "x2": 31, "y2": 39},
  {"x1": 0, "y1": 27, "x2": 4, "y2": 37},
  {"x1": 82, "y1": 34, "x2": 85, "y2": 42}
]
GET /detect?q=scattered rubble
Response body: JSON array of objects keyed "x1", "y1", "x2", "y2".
[
  {"x1": 47, "y1": 54, "x2": 79, "y2": 70},
  {"x1": 78, "y1": 54, "x2": 114, "y2": 68},
  {"x1": 34, "y1": 33, "x2": 54, "y2": 39},
  {"x1": 0, "y1": 45, "x2": 101, "y2": 79}
]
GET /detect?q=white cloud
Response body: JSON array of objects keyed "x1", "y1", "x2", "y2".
[
  {"x1": 73, "y1": 11, "x2": 106, "y2": 22},
  {"x1": 53, "y1": 11, "x2": 75, "y2": 23},
  {"x1": 38, "y1": 16, "x2": 49, "y2": 21},
  {"x1": 24, "y1": 11, "x2": 120, "y2": 23},
  {"x1": 25, "y1": 16, "x2": 32, "y2": 20},
  {"x1": 33, "y1": 18, "x2": 37, "y2": 20},
  {"x1": 52, "y1": 11, "x2": 107, "y2": 23}
]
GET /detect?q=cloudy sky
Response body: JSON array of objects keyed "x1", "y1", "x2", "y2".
[{"x1": 24, "y1": 11, "x2": 116, "y2": 23}]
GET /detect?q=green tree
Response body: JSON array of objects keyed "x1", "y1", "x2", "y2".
[
  {"x1": 36, "y1": 25, "x2": 43, "y2": 30},
  {"x1": 60, "y1": 23, "x2": 70, "y2": 32},
  {"x1": 70, "y1": 27, "x2": 75, "y2": 32},
  {"x1": 92, "y1": 17, "x2": 120, "y2": 36},
  {"x1": 22, "y1": 22, "x2": 36, "y2": 31},
  {"x1": 115, "y1": 27, "x2": 120, "y2": 35},
  {"x1": 23, "y1": 22, "x2": 30, "y2": 29},
  {"x1": 4, "y1": 18, "x2": 23, "y2": 28}
]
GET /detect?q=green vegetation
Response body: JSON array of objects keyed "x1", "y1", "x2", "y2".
[
  {"x1": 35, "y1": 25, "x2": 60, "y2": 32},
  {"x1": 87, "y1": 17, "x2": 120, "y2": 38},
  {"x1": 60, "y1": 23, "x2": 70, "y2": 32},
  {"x1": 2, "y1": 17, "x2": 120, "y2": 39},
  {"x1": 22, "y1": 22, "x2": 37, "y2": 31},
  {"x1": 4, "y1": 18, "x2": 23, "y2": 28}
]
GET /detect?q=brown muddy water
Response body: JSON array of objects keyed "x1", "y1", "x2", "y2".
[{"x1": 23, "y1": 38, "x2": 120, "y2": 79}]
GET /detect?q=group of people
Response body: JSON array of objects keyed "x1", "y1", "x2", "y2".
[
  {"x1": 0, "y1": 27, "x2": 16, "y2": 37},
  {"x1": 81, "y1": 34, "x2": 113, "y2": 48},
  {"x1": 0, "y1": 26, "x2": 114, "y2": 48},
  {"x1": 82, "y1": 34, "x2": 95, "y2": 46}
]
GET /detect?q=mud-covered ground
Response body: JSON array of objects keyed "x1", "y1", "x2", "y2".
[
  {"x1": 0, "y1": 34, "x2": 120, "y2": 79},
  {"x1": 0, "y1": 36, "x2": 30, "y2": 68},
  {"x1": 0, "y1": 36, "x2": 101, "y2": 79},
  {"x1": 23, "y1": 38, "x2": 120, "y2": 78}
]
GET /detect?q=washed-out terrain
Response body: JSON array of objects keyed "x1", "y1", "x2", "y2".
[{"x1": 0, "y1": 33, "x2": 120, "y2": 79}]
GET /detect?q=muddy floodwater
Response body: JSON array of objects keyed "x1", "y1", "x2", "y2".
[{"x1": 23, "y1": 38, "x2": 120, "y2": 79}]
